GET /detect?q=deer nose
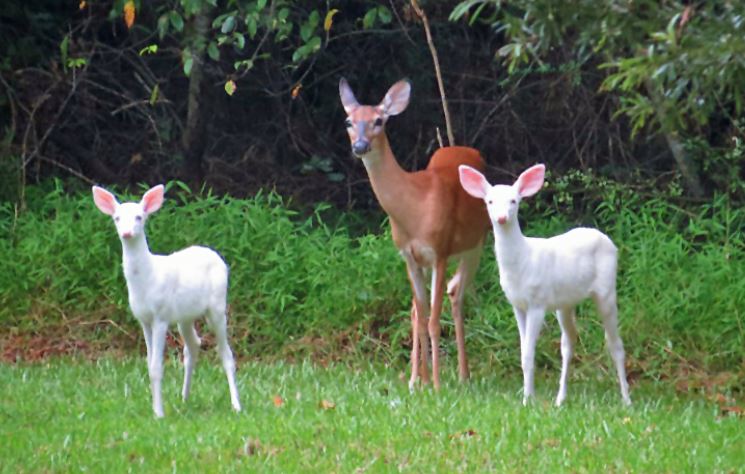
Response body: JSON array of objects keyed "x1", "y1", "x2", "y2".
[
  {"x1": 121, "y1": 231, "x2": 133, "y2": 239},
  {"x1": 352, "y1": 140, "x2": 370, "y2": 156},
  {"x1": 497, "y1": 216, "x2": 507, "y2": 225}
]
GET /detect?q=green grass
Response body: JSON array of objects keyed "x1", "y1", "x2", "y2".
[{"x1": 1, "y1": 358, "x2": 743, "y2": 472}]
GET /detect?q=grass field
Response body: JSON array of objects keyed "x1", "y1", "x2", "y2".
[{"x1": 2, "y1": 357, "x2": 743, "y2": 473}]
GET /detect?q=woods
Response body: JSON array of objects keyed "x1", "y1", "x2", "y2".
[{"x1": 1, "y1": 0, "x2": 742, "y2": 207}]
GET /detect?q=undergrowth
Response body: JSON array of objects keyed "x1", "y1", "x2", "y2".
[{"x1": 0, "y1": 177, "x2": 743, "y2": 381}]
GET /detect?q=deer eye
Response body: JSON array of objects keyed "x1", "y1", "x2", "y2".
[
  {"x1": 114, "y1": 216, "x2": 120, "y2": 222},
  {"x1": 487, "y1": 200, "x2": 493, "y2": 205},
  {"x1": 345, "y1": 118, "x2": 352, "y2": 128},
  {"x1": 374, "y1": 118, "x2": 383, "y2": 127},
  {"x1": 135, "y1": 215, "x2": 143, "y2": 222},
  {"x1": 510, "y1": 199, "x2": 516, "y2": 204}
]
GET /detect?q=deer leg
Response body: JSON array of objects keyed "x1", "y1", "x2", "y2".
[
  {"x1": 409, "y1": 301, "x2": 430, "y2": 384},
  {"x1": 406, "y1": 261, "x2": 430, "y2": 391},
  {"x1": 555, "y1": 307, "x2": 578, "y2": 406},
  {"x1": 149, "y1": 320, "x2": 168, "y2": 418},
  {"x1": 447, "y1": 244, "x2": 483, "y2": 382},
  {"x1": 429, "y1": 259, "x2": 448, "y2": 390},
  {"x1": 595, "y1": 292, "x2": 631, "y2": 406},
  {"x1": 522, "y1": 307, "x2": 545, "y2": 405},
  {"x1": 177, "y1": 322, "x2": 201, "y2": 402}
]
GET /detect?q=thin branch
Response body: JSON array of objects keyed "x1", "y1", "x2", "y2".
[{"x1": 410, "y1": 0, "x2": 455, "y2": 146}]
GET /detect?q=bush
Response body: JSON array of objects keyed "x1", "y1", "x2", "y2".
[{"x1": 1, "y1": 178, "x2": 743, "y2": 377}]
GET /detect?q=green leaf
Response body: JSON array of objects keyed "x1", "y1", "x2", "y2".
[
  {"x1": 157, "y1": 14, "x2": 169, "y2": 39},
  {"x1": 149, "y1": 83, "x2": 159, "y2": 105},
  {"x1": 60, "y1": 35, "x2": 70, "y2": 65},
  {"x1": 234, "y1": 59, "x2": 254, "y2": 71},
  {"x1": 308, "y1": 10, "x2": 320, "y2": 28},
  {"x1": 233, "y1": 32, "x2": 245, "y2": 50},
  {"x1": 224, "y1": 79, "x2": 237, "y2": 96},
  {"x1": 376, "y1": 6, "x2": 392, "y2": 24},
  {"x1": 300, "y1": 21, "x2": 314, "y2": 42},
  {"x1": 169, "y1": 11, "x2": 184, "y2": 32},
  {"x1": 139, "y1": 44, "x2": 158, "y2": 56},
  {"x1": 221, "y1": 15, "x2": 236, "y2": 33},
  {"x1": 307, "y1": 36, "x2": 321, "y2": 51},
  {"x1": 257, "y1": 0, "x2": 267, "y2": 11},
  {"x1": 362, "y1": 9, "x2": 377, "y2": 29},
  {"x1": 278, "y1": 8, "x2": 290, "y2": 21},
  {"x1": 247, "y1": 16, "x2": 258, "y2": 39},
  {"x1": 207, "y1": 41, "x2": 219, "y2": 61},
  {"x1": 182, "y1": 49, "x2": 193, "y2": 76}
]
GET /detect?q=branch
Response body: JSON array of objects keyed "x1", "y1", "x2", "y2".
[{"x1": 410, "y1": 0, "x2": 455, "y2": 146}]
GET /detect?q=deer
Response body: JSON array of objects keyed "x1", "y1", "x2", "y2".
[
  {"x1": 92, "y1": 184, "x2": 242, "y2": 418},
  {"x1": 458, "y1": 163, "x2": 631, "y2": 406},
  {"x1": 339, "y1": 78, "x2": 490, "y2": 390}
]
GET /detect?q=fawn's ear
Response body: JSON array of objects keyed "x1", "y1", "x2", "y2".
[
  {"x1": 515, "y1": 164, "x2": 545, "y2": 198},
  {"x1": 92, "y1": 186, "x2": 118, "y2": 216},
  {"x1": 339, "y1": 78, "x2": 360, "y2": 114},
  {"x1": 458, "y1": 165, "x2": 490, "y2": 199},
  {"x1": 380, "y1": 79, "x2": 411, "y2": 117},
  {"x1": 141, "y1": 185, "x2": 165, "y2": 215}
]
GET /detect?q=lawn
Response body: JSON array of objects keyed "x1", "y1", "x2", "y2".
[{"x1": 1, "y1": 357, "x2": 742, "y2": 473}]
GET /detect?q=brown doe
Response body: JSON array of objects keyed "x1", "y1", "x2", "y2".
[{"x1": 339, "y1": 78, "x2": 490, "y2": 389}]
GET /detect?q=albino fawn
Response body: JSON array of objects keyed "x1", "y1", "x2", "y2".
[
  {"x1": 92, "y1": 185, "x2": 241, "y2": 418},
  {"x1": 458, "y1": 164, "x2": 631, "y2": 406},
  {"x1": 340, "y1": 78, "x2": 489, "y2": 389}
]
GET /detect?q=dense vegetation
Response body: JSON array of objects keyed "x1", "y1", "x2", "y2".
[{"x1": 2, "y1": 179, "x2": 742, "y2": 383}]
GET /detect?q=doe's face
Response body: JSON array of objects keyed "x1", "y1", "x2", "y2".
[
  {"x1": 113, "y1": 202, "x2": 147, "y2": 240},
  {"x1": 484, "y1": 184, "x2": 521, "y2": 226},
  {"x1": 344, "y1": 106, "x2": 386, "y2": 157}
]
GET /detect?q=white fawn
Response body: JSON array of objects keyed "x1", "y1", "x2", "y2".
[
  {"x1": 92, "y1": 185, "x2": 241, "y2": 418},
  {"x1": 458, "y1": 164, "x2": 631, "y2": 406},
  {"x1": 339, "y1": 78, "x2": 490, "y2": 389}
]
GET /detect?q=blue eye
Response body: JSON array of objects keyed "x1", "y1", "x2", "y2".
[{"x1": 135, "y1": 216, "x2": 143, "y2": 222}]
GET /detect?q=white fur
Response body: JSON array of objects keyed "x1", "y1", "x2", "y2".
[
  {"x1": 458, "y1": 164, "x2": 631, "y2": 406},
  {"x1": 92, "y1": 185, "x2": 241, "y2": 418}
]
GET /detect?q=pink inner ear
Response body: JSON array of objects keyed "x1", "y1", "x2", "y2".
[
  {"x1": 92, "y1": 187, "x2": 117, "y2": 216},
  {"x1": 459, "y1": 166, "x2": 488, "y2": 199},
  {"x1": 517, "y1": 165, "x2": 545, "y2": 198},
  {"x1": 141, "y1": 185, "x2": 164, "y2": 214}
]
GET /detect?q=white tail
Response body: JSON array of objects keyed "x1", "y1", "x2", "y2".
[
  {"x1": 92, "y1": 185, "x2": 241, "y2": 418},
  {"x1": 339, "y1": 78, "x2": 490, "y2": 389},
  {"x1": 458, "y1": 164, "x2": 631, "y2": 406}
]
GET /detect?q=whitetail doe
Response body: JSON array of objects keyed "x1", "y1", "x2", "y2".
[
  {"x1": 92, "y1": 185, "x2": 241, "y2": 418},
  {"x1": 339, "y1": 78, "x2": 489, "y2": 389},
  {"x1": 458, "y1": 164, "x2": 631, "y2": 406}
]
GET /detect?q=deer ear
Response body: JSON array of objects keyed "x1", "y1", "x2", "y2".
[
  {"x1": 92, "y1": 186, "x2": 118, "y2": 216},
  {"x1": 141, "y1": 185, "x2": 165, "y2": 215},
  {"x1": 380, "y1": 79, "x2": 411, "y2": 117},
  {"x1": 339, "y1": 78, "x2": 359, "y2": 114},
  {"x1": 458, "y1": 165, "x2": 490, "y2": 199},
  {"x1": 515, "y1": 164, "x2": 545, "y2": 198}
]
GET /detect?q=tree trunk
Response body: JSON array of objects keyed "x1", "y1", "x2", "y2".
[
  {"x1": 181, "y1": 10, "x2": 211, "y2": 186},
  {"x1": 645, "y1": 80, "x2": 704, "y2": 197}
]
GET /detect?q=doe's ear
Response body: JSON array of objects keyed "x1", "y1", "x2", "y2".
[
  {"x1": 515, "y1": 164, "x2": 545, "y2": 198},
  {"x1": 141, "y1": 184, "x2": 165, "y2": 215},
  {"x1": 339, "y1": 78, "x2": 359, "y2": 114},
  {"x1": 380, "y1": 79, "x2": 411, "y2": 117},
  {"x1": 92, "y1": 186, "x2": 118, "y2": 216},
  {"x1": 458, "y1": 165, "x2": 490, "y2": 199}
]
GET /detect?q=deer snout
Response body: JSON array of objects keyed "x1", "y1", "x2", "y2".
[
  {"x1": 121, "y1": 230, "x2": 134, "y2": 239},
  {"x1": 352, "y1": 140, "x2": 370, "y2": 156},
  {"x1": 496, "y1": 216, "x2": 507, "y2": 225}
]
